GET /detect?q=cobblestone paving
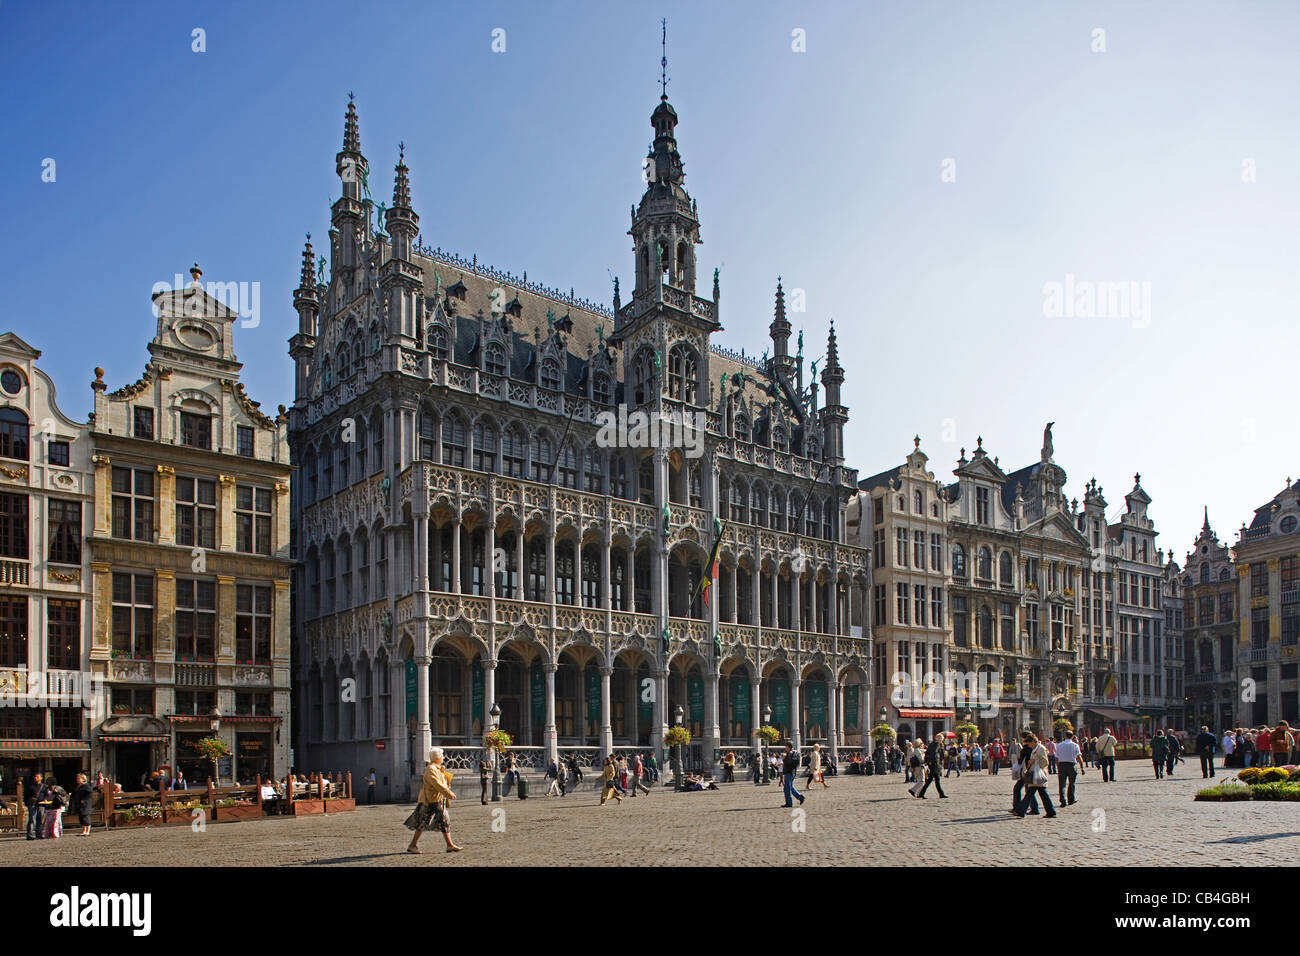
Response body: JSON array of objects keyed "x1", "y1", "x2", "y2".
[{"x1": 3, "y1": 764, "x2": 1294, "y2": 866}]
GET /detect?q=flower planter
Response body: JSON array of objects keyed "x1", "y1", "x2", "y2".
[
  {"x1": 324, "y1": 797, "x2": 355, "y2": 813},
  {"x1": 213, "y1": 803, "x2": 263, "y2": 822},
  {"x1": 112, "y1": 811, "x2": 166, "y2": 827},
  {"x1": 288, "y1": 798, "x2": 324, "y2": 815}
]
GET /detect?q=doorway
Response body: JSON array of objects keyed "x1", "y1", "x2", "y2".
[{"x1": 115, "y1": 743, "x2": 150, "y2": 790}]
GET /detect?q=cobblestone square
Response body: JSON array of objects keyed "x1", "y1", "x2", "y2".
[{"x1": 3, "y1": 765, "x2": 1293, "y2": 867}]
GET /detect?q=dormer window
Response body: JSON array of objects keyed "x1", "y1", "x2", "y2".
[
  {"x1": 771, "y1": 426, "x2": 787, "y2": 453},
  {"x1": 428, "y1": 326, "x2": 449, "y2": 361},
  {"x1": 592, "y1": 373, "x2": 611, "y2": 405},
  {"x1": 540, "y1": 360, "x2": 561, "y2": 391},
  {"x1": 0, "y1": 408, "x2": 29, "y2": 462},
  {"x1": 485, "y1": 343, "x2": 507, "y2": 377},
  {"x1": 734, "y1": 415, "x2": 749, "y2": 443}
]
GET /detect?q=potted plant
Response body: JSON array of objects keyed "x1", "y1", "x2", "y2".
[
  {"x1": 754, "y1": 725, "x2": 781, "y2": 745},
  {"x1": 1053, "y1": 718, "x2": 1074, "y2": 738},
  {"x1": 954, "y1": 722, "x2": 980, "y2": 743},
  {"x1": 193, "y1": 736, "x2": 230, "y2": 785},
  {"x1": 870, "y1": 723, "x2": 896, "y2": 744},
  {"x1": 212, "y1": 796, "x2": 262, "y2": 823},
  {"x1": 483, "y1": 728, "x2": 513, "y2": 754},
  {"x1": 664, "y1": 726, "x2": 691, "y2": 747}
]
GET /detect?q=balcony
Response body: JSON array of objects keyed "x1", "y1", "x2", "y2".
[
  {"x1": 1238, "y1": 646, "x2": 1277, "y2": 664},
  {"x1": 0, "y1": 559, "x2": 29, "y2": 586},
  {"x1": 1051, "y1": 649, "x2": 1077, "y2": 665},
  {"x1": 1187, "y1": 673, "x2": 1218, "y2": 686},
  {"x1": 175, "y1": 664, "x2": 216, "y2": 687}
]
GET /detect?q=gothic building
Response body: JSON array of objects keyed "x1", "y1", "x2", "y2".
[
  {"x1": 1180, "y1": 512, "x2": 1238, "y2": 730},
  {"x1": 289, "y1": 90, "x2": 871, "y2": 798}
]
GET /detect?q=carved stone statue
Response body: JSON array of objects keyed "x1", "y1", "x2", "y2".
[{"x1": 1042, "y1": 422, "x2": 1055, "y2": 461}]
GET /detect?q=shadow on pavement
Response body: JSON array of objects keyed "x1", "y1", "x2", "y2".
[
  {"x1": 308, "y1": 852, "x2": 413, "y2": 865},
  {"x1": 1208, "y1": 832, "x2": 1300, "y2": 845}
]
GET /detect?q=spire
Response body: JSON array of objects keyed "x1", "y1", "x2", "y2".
[
  {"x1": 392, "y1": 141, "x2": 411, "y2": 209},
  {"x1": 660, "y1": 17, "x2": 669, "y2": 101},
  {"x1": 1202, "y1": 506, "x2": 1211, "y2": 533},
  {"x1": 293, "y1": 234, "x2": 320, "y2": 341},
  {"x1": 299, "y1": 234, "x2": 316, "y2": 289},
  {"x1": 824, "y1": 319, "x2": 841, "y2": 373},
  {"x1": 770, "y1": 277, "x2": 792, "y2": 358},
  {"x1": 343, "y1": 92, "x2": 361, "y2": 155}
]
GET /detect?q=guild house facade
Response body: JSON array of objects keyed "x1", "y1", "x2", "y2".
[
  {"x1": 87, "y1": 270, "x2": 292, "y2": 788},
  {"x1": 289, "y1": 87, "x2": 872, "y2": 799}
]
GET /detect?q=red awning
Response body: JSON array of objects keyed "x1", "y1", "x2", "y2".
[
  {"x1": 897, "y1": 710, "x2": 955, "y2": 719},
  {"x1": 0, "y1": 739, "x2": 90, "y2": 754}
]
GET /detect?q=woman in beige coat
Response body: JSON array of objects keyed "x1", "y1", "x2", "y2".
[
  {"x1": 405, "y1": 748, "x2": 462, "y2": 853},
  {"x1": 807, "y1": 743, "x2": 829, "y2": 790}
]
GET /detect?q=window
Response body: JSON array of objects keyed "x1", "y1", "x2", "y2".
[
  {"x1": 914, "y1": 490, "x2": 923, "y2": 514},
  {"x1": 540, "y1": 361, "x2": 561, "y2": 391},
  {"x1": 555, "y1": 543, "x2": 575, "y2": 605},
  {"x1": 668, "y1": 345, "x2": 697, "y2": 403},
  {"x1": 930, "y1": 587, "x2": 943, "y2": 628},
  {"x1": 583, "y1": 449, "x2": 603, "y2": 493},
  {"x1": 175, "y1": 476, "x2": 217, "y2": 549},
  {"x1": 235, "y1": 584, "x2": 272, "y2": 663},
  {"x1": 978, "y1": 606, "x2": 993, "y2": 648},
  {"x1": 1283, "y1": 557, "x2": 1300, "y2": 596},
  {"x1": 1251, "y1": 607, "x2": 1269, "y2": 648},
  {"x1": 1000, "y1": 602, "x2": 1015, "y2": 651},
  {"x1": 419, "y1": 413, "x2": 437, "y2": 462},
  {"x1": 133, "y1": 407, "x2": 154, "y2": 440},
  {"x1": 529, "y1": 434, "x2": 554, "y2": 482},
  {"x1": 174, "y1": 690, "x2": 215, "y2": 717},
  {"x1": 111, "y1": 467, "x2": 154, "y2": 541},
  {"x1": 50, "y1": 707, "x2": 82, "y2": 739},
  {"x1": 47, "y1": 598, "x2": 80, "y2": 670},
  {"x1": 236, "y1": 425, "x2": 254, "y2": 457},
  {"x1": 47, "y1": 499, "x2": 80, "y2": 564},
  {"x1": 952, "y1": 544, "x2": 967, "y2": 578},
  {"x1": 592, "y1": 373, "x2": 612, "y2": 405},
  {"x1": 111, "y1": 573, "x2": 152, "y2": 658},
  {"x1": 977, "y1": 547, "x2": 992, "y2": 580},
  {"x1": 873, "y1": 498, "x2": 884, "y2": 525},
  {"x1": 236, "y1": 485, "x2": 273, "y2": 555},
  {"x1": 0, "y1": 596, "x2": 26, "y2": 668},
  {"x1": 730, "y1": 480, "x2": 747, "y2": 522},
  {"x1": 48, "y1": 440, "x2": 69, "y2": 467},
  {"x1": 0, "y1": 492, "x2": 27, "y2": 559},
  {"x1": 441, "y1": 414, "x2": 466, "y2": 467},
  {"x1": 175, "y1": 579, "x2": 217, "y2": 660},
  {"x1": 734, "y1": 415, "x2": 749, "y2": 443},
  {"x1": 914, "y1": 584, "x2": 924, "y2": 625},
  {"x1": 874, "y1": 585, "x2": 886, "y2": 630},
  {"x1": 1252, "y1": 564, "x2": 1269, "y2": 600},
  {"x1": 179, "y1": 411, "x2": 211, "y2": 450},
  {"x1": 772, "y1": 426, "x2": 787, "y2": 453},
  {"x1": 896, "y1": 529, "x2": 908, "y2": 568},
  {"x1": 930, "y1": 534, "x2": 942, "y2": 571},
  {"x1": 473, "y1": 421, "x2": 499, "y2": 473},
  {"x1": 751, "y1": 486, "x2": 766, "y2": 527},
  {"x1": 770, "y1": 491, "x2": 785, "y2": 532},
  {"x1": 975, "y1": 487, "x2": 990, "y2": 525},
  {"x1": 1026, "y1": 603, "x2": 1039, "y2": 650},
  {"x1": 111, "y1": 686, "x2": 154, "y2": 716},
  {"x1": 952, "y1": 596, "x2": 967, "y2": 646},
  {"x1": 632, "y1": 349, "x2": 654, "y2": 405},
  {"x1": 913, "y1": 530, "x2": 925, "y2": 568},
  {"x1": 1220, "y1": 592, "x2": 1234, "y2": 622},
  {"x1": 896, "y1": 583, "x2": 909, "y2": 625},
  {"x1": 999, "y1": 551, "x2": 1013, "y2": 587},
  {"x1": 0, "y1": 408, "x2": 28, "y2": 461},
  {"x1": 502, "y1": 427, "x2": 525, "y2": 478},
  {"x1": 235, "y1": 691, "x2": 273, "y2": 716},
  {"x1": 428, "y1": 326, "x2": 448, "y2": 360},
  {"x1": 485, "y1": 343, "x2": 507, "y2": 376}
]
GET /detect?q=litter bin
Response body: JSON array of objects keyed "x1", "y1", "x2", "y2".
[{"x1": 517, "y1": 775, "x2": 529, "y2": 799}]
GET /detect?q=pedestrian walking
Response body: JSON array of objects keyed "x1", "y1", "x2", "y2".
[
  {"x1": 43, "y1": 786, "x2": 66, "y2": 838},
  {"x1": 907, "y1": 745, "x2": 926, "y2": 796},
  {"x1": 404, "y1": 748, "x2": 461, "y2": 854},
  {"x1": 780, "y1": 742, "x2": 805, "y2": 807},
  {"x1": 631, "y1": 754, "x2": 651, "y2": 795},
  {"x1": 599, "y1": 756, "x2": 623, "y2": 805},
  {"x1": 1221, "y1": 729, "x2": 1237, "y2": 768},
  {"x1": 545, "y1": 758, "x2": 562, "y2": 797},
  {"x1": 1055, "y1": 730, "x2": 1083, "y2": 806},
  {"x1": 73, "y1": 773, "x2": 93, "y2": 837},
  {"x1": 988, "y1": 739, "x2": 1003, "y2": 775},
  {"x1": 1010, "y1": 734, "x2": 1040, "y2": 816},
  {"x1": 1270, "y1": 722, "x2": 1294, "y2": 767},
  {"x1": 479, "y1": 760, "x2": 490, "y2": 805},
  {"x1": 1046, "y1": 737, "x2": 1058, "y2": 774},
  {"x1": 367, "y1": 768, "x2": 377, "y2": 805},
  {"x1": 1150, "y1": 729, "x2": 1169, "y2": 779},
  {"x1": 916, "y1": 733, "x2": 948, "y2": 799},
  {"x1": 1195, "y1": 725, "x2": 1218, "y2": 778},
  {"x1": 806, "y1": 743, "x2": 829, "y2": 790},
  {"x1": 1165, "y1": 730, "x2": 1181, "y2": 776},
  {"x1": 722, "y1": 751, "x2": 736, "y2": 783},
  {"x1": 1012, "y1": 733, "x2": 1056, "y2": 818},
  {"x1": 1095, "y1": 727, "x2": 1118, "y2": 782},
  {"x1": 972, "y1": 743, "x2": 983, "y2": 773}
]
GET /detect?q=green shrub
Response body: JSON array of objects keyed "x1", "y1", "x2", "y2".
[
  {"x1": 1259, "y1": 767, "x2": 1290, "y2": 784},
  {"x1": 1194, "y1": 782, "x2": 1253, "y2": 801},
  {"x1": 1237, "y1": 767, "x2": 1264, "y2": 784},
  {"x1": 1249, "y1": 782, "x2": 1300, "y2": 801}
]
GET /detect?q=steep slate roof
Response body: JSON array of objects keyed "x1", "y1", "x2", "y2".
[{"x1": 857, "y1": 465, "x2": 902, "y2": 492}]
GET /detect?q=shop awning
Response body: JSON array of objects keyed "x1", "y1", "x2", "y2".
[
  {"x1": 99, "y1": 734, "x2": 170, "y2": 743},
  {"x1": 1087, "y1": 707, "x2": 1141, "y2": 720},
  {"x1": 0, "y1": 739, "x2": 90, "y2": 754},
  {"x1": 897, "y1": 709, "x2": 956, "y2": 719},
  {"x1": 166, "y1": 715, "x2": 281, "y2": 724}
]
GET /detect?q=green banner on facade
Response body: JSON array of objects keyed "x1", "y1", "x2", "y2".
[
  {"x1": 844, "y1": 684, "x2": 860, "y2": 733},
  {"x1": 806, "y1": 681, "x2": 826, "y2": 735},
  {"x1": 771, "y1": 679, "x2": 790, "y2": 729},
  {"x1": 471, "y1": 660, "x2": 484, "y2": 726},
  {"x1": 731, "y1": 678, "x2": 750, "y2": 730},
  {"x1": 531, "y1": 661, "x2": 544, "y2": 724},
  {"x1": 405, "y1": 659, "x2": 417, "y2": 720},
  {"x1": 585, "y1": 666, "x2": 601, "y2": 722},
  {"x1": 688, "y1": 674, "x2": 704, "y2": 728}
]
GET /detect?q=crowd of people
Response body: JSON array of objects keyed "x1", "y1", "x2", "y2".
[{"x1": 1192, "y1": 721, "x2": 1296, "y2": 777}]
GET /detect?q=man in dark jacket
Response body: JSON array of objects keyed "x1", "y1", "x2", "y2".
[
  {"x1": 780, "y1": 743, "x2": 804, "y2": 808},
  {"x1": 1150, "y1": 729, "x2": 1169, "y2": 779},
  {"x1": 916, "y1": 733, "x2": 947, "y2": 798},
  {"x1": 1195, "y1": 725, "x2": 1218, "y2": 778},
  {"x1": 24, "y1": 773, "x2": 47, "y2": 840}
]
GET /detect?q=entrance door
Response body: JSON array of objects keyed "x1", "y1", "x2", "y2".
[{"x1": 116, "y1": 743, "x2": 150, "y2": 790}]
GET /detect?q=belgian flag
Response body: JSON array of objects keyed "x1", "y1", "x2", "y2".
[
  {"x1": 698, "y1": 521, "x2": 725, "y2": 608},
  {"x1": 1103, "y1": 674, "x2": 1118, "y2": 700}
]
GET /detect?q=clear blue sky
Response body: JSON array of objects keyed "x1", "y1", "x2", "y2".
[{"x1": 4, "y1": 0, "x2": 1298, "y2": 561}]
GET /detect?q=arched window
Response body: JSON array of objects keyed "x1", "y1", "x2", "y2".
[
  {"x1": 502, "y1": 426, "x2": 526, "y2": 478},
  {"x1": 337, "y1": 343, "x2": 351, "y2": 380},
  {"x1": 806, "y1": 498, "x2": 820, "y2": 537},
  {"x1": 999, "y1": 551, "x2": 1013, "y2": 587},
  {"x1": 472, "y1": 419, "x2": 498, "y2": 472},
  {"x1": 771, "y1": 425, "x2": 787, "y2": 453},
  {"x1": 353, "y1": 417, "x2": 367, "y2": 476},
  {"x1": 556, "y1": 444, "x2": 579, "y2": 489},
  {"x1": 540, "y1": 360, "x2": 561, "y2": 391},
  {"x1": 637, "y1": 454, "x2": 654, "y2": 504},
  {"x1": 676, "y1": 240, "x2": 689, "y2": 285},
  {"x1": 952, "y1": 544, "x2": 967, "y2": 579},
  {"x1": 914, "y1": 491, "x2": 923, "y2": 514},
  {"x1": 592, "y1": 373, "x2": 612, "y2": 405},
  {"x1": 730, "y1": 478, "x2": 747, "y2": 522},
  {"x1": 352, "y1": 337, "x2": 364, "y2": 374},
  {"x1": 610, "y1": 453, "x2": 630, "y2": 499},
  {"x1": 485, "y1": 342, "x2": 507, "y2": 376},
  {"x1": 977, "y1": 546, "x2": 992, "y2": 580},
  {"x1": 428, "y1": 326, "x2": 448, "y2": 360},
  {"x1": 1219, "y1": 567, "x2": 1230, "y2": 581},
  {"x1": 441, "y1": 413, "x2": 466, "y2": 467},
  {"x1": 303, "y1": 447, "x2": 317, "y2": 503},
  {"x1": 632, "y1": 348, "x2": 655, "y2": 405},
  {"x1": 770, "y1": 489, "x2": 785, "y2": 531},
  {"x1": 734, "y1": 414, "x2": 749, "y2": 443},
  {"x1": 668, "y1": 344, "x2": 697, "y2": 403},
  {"x1": 821, "y1": 497, "x2": 834, "y2": 540},
  {"x1": 1200, "y1": 564, "x2": 1210, "y2": 584}
]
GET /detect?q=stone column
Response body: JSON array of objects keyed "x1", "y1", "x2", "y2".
[
  {"x1": 599, "y1": 665, "x2": 613, "y2": 757},
  {"x1": 654, "y1": 668, "x2": 668, "y2": 768},
  {"x1": 574, "y1": 539, "x2": 584, "y2": 608},
  {"x1": 216, "y1": 574, "x2": 236, "y2": 662},
  {"x1": 791, "y1": 677, "x2": 802, "y2": 750},
  {"x1": 415, "y1": 653, "x2": 432, "y2": 770},
  {"x1": 515, "y1": 529, "x2": 525, "y2": 601},
  {"x1": 414, "y1": 516, "x2": 429, "y2": 592},
  {"x1": 601, "y1": 536, "x2": 611, "y2": 610},
  {"x1": 827, "y1": 674, "x2": 839, "y2": 756},
  {"x1": 157, "y1": 465, "x2": 177, "y2": 546},
  {"x1": 483, "y1": 658, "x2": 497, "y2": 738},
  {"x1": 450, "y1": 520, "x2": 461, "y2": 594},
  {"x1": 544, "y1": 663, "x2": 557, "y2": 764},
  {"x1": 705, "y1": 667, "x2": 720, "y2": 771}
]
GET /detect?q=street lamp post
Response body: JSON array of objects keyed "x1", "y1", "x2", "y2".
[
  {"x1": 489, "y1": 703, "x2": 502, "y2": 802},
  {"x1": 761, "y1": 704, "x2": 773, "y2": 784},
  {"x1": 673, "y1": 705, "x2": 684, "y2": 791}
]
